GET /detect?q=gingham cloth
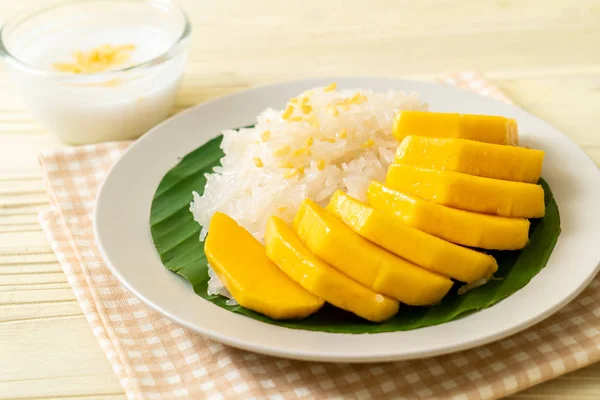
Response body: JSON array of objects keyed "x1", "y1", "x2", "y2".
[{"x1": 38, "y1": 72, "x2": 600, "y2": 400}]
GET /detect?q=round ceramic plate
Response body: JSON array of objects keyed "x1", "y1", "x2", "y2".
[{"x1": 94, "y1": 77, "x2": 600, "y2": 362}]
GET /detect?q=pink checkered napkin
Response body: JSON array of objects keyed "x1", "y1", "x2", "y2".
[{"x1": 39, "y1": 73, "x2": 600, "y2": 400}]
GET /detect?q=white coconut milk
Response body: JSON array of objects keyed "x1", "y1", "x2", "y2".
[{"x1": 4, "y1": 11, "x2": 188, "y2": 144}]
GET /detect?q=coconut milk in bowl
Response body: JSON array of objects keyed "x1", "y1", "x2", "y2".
[{"x1": 0, "y1": 0, "x2": 191, "y2": 144}]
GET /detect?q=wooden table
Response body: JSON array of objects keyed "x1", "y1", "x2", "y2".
[{"x1": 1, "y1": 0, "x2": 599, "y2": 398}]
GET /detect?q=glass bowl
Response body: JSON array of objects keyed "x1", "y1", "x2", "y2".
[{"x1": 0, "y1": 0, "x2": 192, "y2": 144}]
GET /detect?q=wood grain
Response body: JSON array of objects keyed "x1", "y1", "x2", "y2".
[{"x1": 0, "y1": 0, "x2": 599, "y2": 398}]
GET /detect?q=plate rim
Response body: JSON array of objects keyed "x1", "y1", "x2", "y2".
[{"x1": 94, "y1": 76, "x2": 600, "y2": 362}]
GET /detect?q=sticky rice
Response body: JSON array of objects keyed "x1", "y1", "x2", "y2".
[{"x1": 190, "y1": 84, "x2": 427, "y2": 297}]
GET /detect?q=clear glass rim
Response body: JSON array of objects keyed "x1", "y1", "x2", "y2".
[{"x1": 0, "y1": 0, "x2": 192, "y2": 82}]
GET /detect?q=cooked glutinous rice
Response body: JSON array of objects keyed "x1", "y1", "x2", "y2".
[{"x1": 190, "y1": 84, "x2": 427, "y2": 297}]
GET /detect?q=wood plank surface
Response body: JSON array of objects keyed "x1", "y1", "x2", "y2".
[{"x1": 1, "y1": 0, "x2": 599, "y2": 398}]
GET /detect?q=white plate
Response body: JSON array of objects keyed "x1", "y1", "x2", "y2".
[{"x1": 94, "y1": 77, "x2": 600, "y2": 363}]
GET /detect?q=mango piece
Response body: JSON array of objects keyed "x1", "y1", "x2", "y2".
[
  {"x1": 205, "y1": 212, "x2": 323, "y2": 320},
  {"x1": 326, "y1": 190, "x2": 498, "y2": 283},
  {"x1": 395, "y1": 136, "x2": 544, "y2": 183},
  {"x1": 265, "y1": 216, "x2": 399, "y2": 322},
  {"x1": 367, "y1": 182, "x2": 530, "y2": 250},
  {"x1": 393, "y1": 110, "x2": 518, "y2": 145},
  {"x1": 386, "y1": 164, "x2": 545, "y2": 218},
  {"x1": 292, "y1": 200, "x2": 453, "y2": 305}
]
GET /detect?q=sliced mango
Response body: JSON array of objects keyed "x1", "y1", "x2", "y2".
[
  {"x1": 393, "y1": 111, "x2": 518, "y2": 145},
  {"x1": 264, "y1": 216, "x2": 399, "y2": 322},
  {"x1": 292, "y1": 199, "x2": 453, "y2": 305},
  {"x1": 367, "y1": 182, "x2": 530, "y2": 250},
  {"x1": 395, "y1": 135, "x2": 544, "y2": 183},
  {"x1": 386, "y1": 164, "x2": 545, "y2": 218},
  {"x1": 326, "y1": 190, "x2": 498, "y2": 283},
  {"x1": 204, "y1": 212, "x2": 324, "y2": 320}
]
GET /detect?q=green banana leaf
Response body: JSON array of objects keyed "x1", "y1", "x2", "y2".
[{"x1": 150, "y1": 134, "x2": 561, "y2": 333}]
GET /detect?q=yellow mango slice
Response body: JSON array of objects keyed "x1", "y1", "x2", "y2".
[
  {"x1": 326, "y1": 190, "x2": 498, "y2": 283},
  {"x1": 367, "y1": 182, "x2": 530, "y2": 250},
  {"x1": 264, "y1": 216, "x2": 399, "y2": 322},
  {"x1": 386, "y1": 164, "x2": 545, "y2": 218},
  {"x1": 393, "y1": 111, "x2": 519, "y2": 145},
  {"x1": 395, "y1": 135, "x2": 544, "y2": 183},
  {"x1": 292, "y1": 200, "x2": 453, "y2": 305},
  {"x1": 204, "y1": 212, "x2": 324, "y2": 320}
]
